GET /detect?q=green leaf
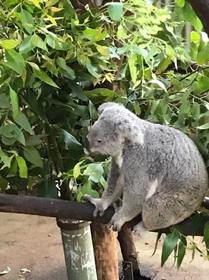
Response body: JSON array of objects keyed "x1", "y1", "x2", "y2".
[
  {"x1": 19, "y1": 36, "x2": 35, "y2": 53},
  {"x1": 83, "y1": 88, "x2": 115, "y2": 98},
  {"x1": 196, "y1": 123, "x2": 209, "y2": 130},
  {"x1": 196, "y1": 46, "x2": 209, "y2": 65},
  {"x1": 83, "y1": 28, "x2": 107, "y2": 42},
  {"x1": 23, "y1": 147, "x2": 43, "y2": 167},
  {"x1": 61, "y1": 129, "x2": 82, "y2": 147},
  {"x1": 152, "y1": 231, "x2": 163, "y2": 256},
  {"x1": 128, "y1": 54, "x2": 137, "y2": 84},
  {"x1": 161, "y1": 229, "x2": 179, "y2": 266},
  {"x1": 0, "y1": 124, "x2": 25, "y2": 146},
  {"x1": 190, "y1": 31, "x2": 201, "y2": 44},
  {"x1": 14, "y1": 111, "x2": 34, "y2": 134},
  {"x1": 33, "y1": 69, "x2": 59, "y2": 88},
  {"x1": 21, "y1": 9, "x2": 35, "y2": 34},
  {"x1": 73, "y1": 160, "x2": 85, "y2": 179},
  {"x1": 0, "y1": 93, "x2": 10, "y2": 109},
  {"x1": 0, "y1": 39, "x2": 19, "y2": 50},
  {"x1": 86, "y1": 63, "x2": 101, "y2": 78},
  {"x1": 203, "y1": 221, "x2": 209, "y2": 242},
  {"x1": 0, "y1": 148, "x2": 12, "y2": 169},
  {"x1": 25, "y1": 135, "x2": 43, "y2": 146},
  {"x1": 84, "y1": 163, "x2": 104, "y2": 183},
  {"x1": 68, "y1": 81, "x2": 88, "y2": 101},
  {"x1": 46, "y1": 34, "x2": 70, "y2": 50},
  {"x1": 80, "y1": 181, "x2": 100, "y2": 199},
  {"x1": 108, "y1": 2, "x2": 123, "y2": 21},
  {"x1": 9, "y1": 86, "x2": 19, "y2": 119},
  {"x1": 182, "y1": 2, "x2": 203, "y2": 31},
  {"x1": 175, "y1": 0, "x2": 185, "y2": 7},
  {"x1": 32, "y1": 34, "x2": 48, "y2": 51},
  {"x1": 177, "y1": 236, "x2": 187, "y2": 268},
  {"x1": 203, "y1": 222, "x2": 209, "y2": 254},
  {"x1": 16, "y1": 156, "x2": 28, "y2": 178},
  {"x1": 5, "y1": 50, "x2": 25, "y2": 74},
  {"x1": 149, "y1": 80, "x2": 167, "y2": 92},
  {"x1": 13, "y1": 125, "x2": 26, "y2": 145}
]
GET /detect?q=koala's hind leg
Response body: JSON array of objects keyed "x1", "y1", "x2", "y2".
[
  {"x1": 142, "y1": 192, "x2": 199, "y2": 230},
  {"x1": 108, "y1": 191, "x2": 143, "y2": 232}
]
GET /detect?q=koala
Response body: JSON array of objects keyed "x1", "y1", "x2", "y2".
[{"x1": 83, "y1": 102, "x2": 208, "y2": 234}]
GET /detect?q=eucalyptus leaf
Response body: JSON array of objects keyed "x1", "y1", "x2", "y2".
[
  {"x1": 23, "y1": 147, "x2": 43, "y2": 167},
  {"x1": 161, "y1": 229, "x2": 179, "y2": 266},
  {"x1": 108, "y1": 2, "x2": 123, "y2": 21},
  {"x1": 14, "y1": 111, "x2": 34, "y2": 134},
  {"x1": 5, "y1": 50, "x2": 25, "y2": 74},
  {"x1": 17, "y1": 156, "x2": 28, "y2": 178}
]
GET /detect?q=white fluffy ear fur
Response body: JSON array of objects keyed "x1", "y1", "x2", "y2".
[
  {"x1": 98, "y1": 102, "x2": 125, "y2": 115},
  {"x1": 98, "y1": 102, "x2": 144, "y2": 145},
  {"x1": 115, "y1": 116, "x2": 144, "y2": 145}
]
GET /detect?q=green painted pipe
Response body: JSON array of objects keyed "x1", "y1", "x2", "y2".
[{"x1": 57, "y1": 219, "x2": 98, "y2": 280}]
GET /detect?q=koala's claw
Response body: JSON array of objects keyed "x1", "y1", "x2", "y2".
[
  {"x1": 107, "y1": 212, "x2": 123, "y2": 232},
  {"x1": 93, "y1": 206, "x2": 105, "y2": 218},
  {"x1": 83, "y1": 194, "x2": 106, "y2": 218},
  {"x1": 133, "y1": 222, "x2": 148, "y2": 236}
]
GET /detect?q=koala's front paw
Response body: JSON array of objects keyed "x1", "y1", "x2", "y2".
[
  {"x1": 133, "y1": 222, "x2": 148, "y2": 236},
  {"x1": 82, "y1": 194, "x2": 106, "y2": 217}
]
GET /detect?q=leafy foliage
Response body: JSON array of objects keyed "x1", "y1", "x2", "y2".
[{"x1": 0, "y1": 0, "x2": 209, "y2": 266}]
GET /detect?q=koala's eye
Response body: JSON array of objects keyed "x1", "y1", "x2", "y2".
[{"x1": 97, "y1": 139, "x2": 102, "y2": 143}]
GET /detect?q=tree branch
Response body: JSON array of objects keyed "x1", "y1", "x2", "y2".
[{"x1": 0, "y1": 194, "x2": 208, "y2": 236}]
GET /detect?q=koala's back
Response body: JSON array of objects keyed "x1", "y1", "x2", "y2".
[{"x1": 123, "y1": 120, "x2": 208, "y2": 196}]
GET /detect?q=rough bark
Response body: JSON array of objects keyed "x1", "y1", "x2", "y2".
[
  {"x1": 91, "y1": 222, "x2": 119, "y2": 280},
  {"x1": 188, "y1": 0, "x2": 209, "y2": 36},
  {"x1": 118, "y1": 227, "x2": 140, "y2": 274}
]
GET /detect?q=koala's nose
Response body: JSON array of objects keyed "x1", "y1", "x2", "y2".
[{"x1": 84, "y1": 137, "x2": 90, "y2": 151}]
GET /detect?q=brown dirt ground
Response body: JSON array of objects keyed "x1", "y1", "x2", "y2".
[{"x1": 0, "y1": 213, "x2": 208, "y2": 280}]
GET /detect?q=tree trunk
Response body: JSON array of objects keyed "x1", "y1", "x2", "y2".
[
  {"x1": 187, "y1": 0, "x2": 209, "y2": 36},
  {"x1": 91, "y1": 222, "x2": 119, "y2": 280},
  {"x1": 118, "y1": 227, "x2": 140, "y2": 274}
]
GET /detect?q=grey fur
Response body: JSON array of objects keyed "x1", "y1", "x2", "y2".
[{"x1": 83, "y1": 102, "x2": 208, "y2": 233}]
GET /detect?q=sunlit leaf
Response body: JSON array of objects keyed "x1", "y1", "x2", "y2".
[
  {"x1": 73, "y1": 160, "x2": 85, "y2": 179},
  {"x1": 0, "y1": 39, "x2": 19, "y2": 50},
  {"x1": 33, "y1": 69, "x2": 59, "y2": 88},
  {"x1": 196, "y1": 123, "x2": 209, "y2": 130},
  {"x1": 96, "y1": 45, "x2": 110, "y2": 57},
  {"x1": 175, "y1": 0, "x2": 185, "y2": 7},
  {"x1": 190, "y1": 31, "x2": 201, "y2": 44},
  {"x1": 16, "y1": 156, "x2": 28, "y2": 178}
]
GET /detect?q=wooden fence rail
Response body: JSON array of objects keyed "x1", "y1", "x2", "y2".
[{"x1": 0, "y1": 194, "x2": 209, "y2": 236}]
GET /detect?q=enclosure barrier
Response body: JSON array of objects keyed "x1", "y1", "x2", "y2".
[{"x1": 0, "y1": 194, "x2": 209, "y2": 280}]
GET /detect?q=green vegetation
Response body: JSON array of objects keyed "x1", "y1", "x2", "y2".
[{"x1": 0, "y1": 0, "x2": 209, "y2": 266}]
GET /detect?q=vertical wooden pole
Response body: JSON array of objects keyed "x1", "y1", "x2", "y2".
[{"x1": 91, "y1": 222, "x2": 119, "y2": 280}]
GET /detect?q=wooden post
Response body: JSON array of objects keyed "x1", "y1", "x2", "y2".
[{"x1": 91, "y1": 222, "x2": 119, "y2": 280}]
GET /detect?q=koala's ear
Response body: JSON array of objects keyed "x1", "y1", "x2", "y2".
[
  {"x1": 98, "y1": 102, "x2": 124, "y2": 115},
  {"x1": 116, "y1": 116, "x2": 144, "y2": 145}
]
